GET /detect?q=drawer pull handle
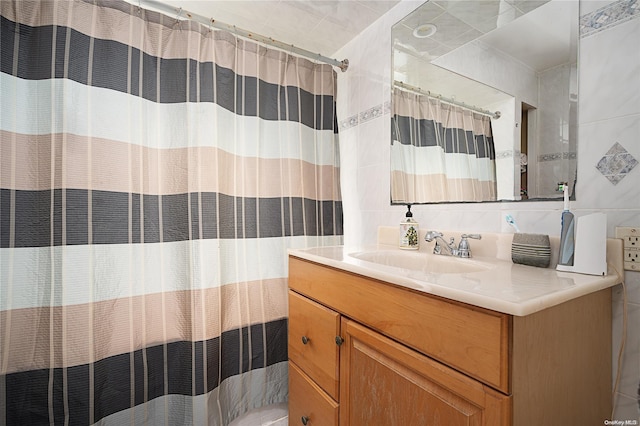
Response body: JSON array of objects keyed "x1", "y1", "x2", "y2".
[
  {"x1": 335, "y1": 336, "x2": 344, "y2": 346},
  {"x1": 301, "y1": 415, "x2": 310, "y2": 425},
  {"x1": 301, "y1": 336, "x2": 310, "y2": 345}
]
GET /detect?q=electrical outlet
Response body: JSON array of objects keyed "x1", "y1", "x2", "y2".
[{"x1": 616, "y1": 227, "x2": 640, "y2": 271}]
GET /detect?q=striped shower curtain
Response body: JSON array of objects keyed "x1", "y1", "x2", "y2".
[
  {"x1": 391, "y1": 88, "x2": 497, "y2": 203},
  {"x1": 0, "y1": 1, "x2": 342, "y2": 425}
]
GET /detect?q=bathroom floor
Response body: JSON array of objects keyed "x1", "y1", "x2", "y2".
[{"x1": 228, "y1": 403, "x2": 288, "y2": 426}]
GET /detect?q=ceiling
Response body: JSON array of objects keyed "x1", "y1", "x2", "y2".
[
  {"x1": 479, "y1": 1, "x2": 576, "y2": 73},
  {"x1": 393, "y1": 0, "x2": 573, "y2": 71},
  {"x1": 393, "y1": 0, "x2": 577, "y2": 109},
  {"x1": 140, "y1": 0, "x2": 401, "y2": 57}
]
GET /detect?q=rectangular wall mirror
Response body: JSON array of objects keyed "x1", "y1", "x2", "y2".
[{"x1": 391, "y1": 0, "x2": 578, "y2": 204}]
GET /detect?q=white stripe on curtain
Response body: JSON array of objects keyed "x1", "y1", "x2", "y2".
[
  {"x1": 0, "y1": 73, "x2": 338, "y2": 166},
  {"x1": 0, "y1": 236, "x2": 342, "y2": 311}
]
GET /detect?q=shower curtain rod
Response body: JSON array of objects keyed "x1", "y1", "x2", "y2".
[
  {"x1": 394, "y1": 80, "x2": 501, "y2": 119},
  {"x1": 135, "y1": 0, "x2": 350, "y2": 72}
]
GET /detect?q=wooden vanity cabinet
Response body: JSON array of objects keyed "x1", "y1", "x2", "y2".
[{"x1": 288, "y1": 256, "x2": 611, "y2": 425}]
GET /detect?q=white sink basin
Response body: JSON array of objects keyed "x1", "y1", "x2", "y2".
[{"x1": 348, "y1": 250, "x2": 494, "y2": 275}]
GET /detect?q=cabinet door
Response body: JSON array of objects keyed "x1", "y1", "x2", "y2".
[
  {"x1": 289, "y1": 361, "x2": 339, "y2": 426},
  {"x1": 288, "y1": 290, "x2": 341, "y2": 399},
  {"x1": 339, "y1": 319, "x2": 511, "y2": 426}
]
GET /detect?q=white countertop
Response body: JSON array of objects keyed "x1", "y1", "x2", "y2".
[{"x1": 288, "y1": 243, "x2": 623, "y2": 316}]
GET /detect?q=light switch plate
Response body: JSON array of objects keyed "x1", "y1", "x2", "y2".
[{"x1": 615, "y1": 227, "x2": 639, "y2": 271}]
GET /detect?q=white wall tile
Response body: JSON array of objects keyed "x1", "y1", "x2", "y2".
[
  {"x1": 357, "y1": 162, "x2": 389, "y2": 212},
  {"x1": 356, "y1": 117, "x2": 388, "y2": 168},
  {"x1": 577, "y1": 115, "x2": 640, "y2": 210},
  {"x1": 579, "y1": 17, "x2": 640, "y2": 123},
  {"x1": 623, "y1": 269, "x2": 640, "y2": 305}
]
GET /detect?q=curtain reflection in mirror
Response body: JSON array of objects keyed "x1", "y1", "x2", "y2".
[{"x1": 391, "y1": 88, "x2": 497, "y2": 204}]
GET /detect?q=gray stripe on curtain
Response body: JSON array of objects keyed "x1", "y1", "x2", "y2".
[
  {"x1": 0, "y1": 15, "x2": 336, "y2": 131},
  {"x1": 0, "y1": 189, "x2": 343, "y2": 247},
  {"x1": 391, "y1": 114, "x2": 495, "y2": 158},
  {"x1": 3, "y1": 320, "x2": 288, "y2": 425}
]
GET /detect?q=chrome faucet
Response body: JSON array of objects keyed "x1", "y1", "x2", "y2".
[
  {"x1": 424, "y1": 231, "x2": 482, "y2": 258},
  {"x1": 424, "y1": 231, "x2": 457, "y2": 256}
]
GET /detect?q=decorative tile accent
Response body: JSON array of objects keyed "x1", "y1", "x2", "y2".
[
  {"x1": 580, "y1": 0, "x2": 640, "y2": 38},
  {"x1": 359, "y1": 104, "x2": 383, "y2": 123},
  {"x1": 538, "y1": 152, "x2": 563, "y2": 162},
  {"x1": 537, "y1": 152, "x2": 577, "y2": 162},
  {"x1": 339, "y1": 114, "x2": 359, "y2": 130},
  {"x1": 596, "y1": 142, "x2": 638, "y2": 185},
  {"x1": 495, "y1": 150, "x2": 515, "y2": 159},
  {"x1": 339, "y1": 102, "x2": 390, "y2": 131},
  {"x1": 383, "y1": 101, "x2": 391, "y2": 115}
]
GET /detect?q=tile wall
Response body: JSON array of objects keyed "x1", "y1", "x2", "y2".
[{"x1": 334, "y1": 0, "x2": 639, "y2": 420}]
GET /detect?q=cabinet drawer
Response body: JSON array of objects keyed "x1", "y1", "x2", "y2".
[
  {"x1": 289, "y1": 257, "x2": 510, "y2": 393},
  {"x1": 288, "y1": 290, "x2": 340, "y2": 399},
  {"x1": 289, "y1": 361, "x2": 339, "y2": 426}
]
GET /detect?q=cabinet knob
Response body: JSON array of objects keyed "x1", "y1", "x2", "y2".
[
  {"x1": 335, "y1": 336, "x2": 344, "y2": 346},
  {"x1": 301, "y1": 336, "x2": 310, "y2": 345},
  {"x1": 301, "y1": 415, "x2": 310, "y2": 425}
]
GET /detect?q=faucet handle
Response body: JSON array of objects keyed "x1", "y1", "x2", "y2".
[
  {"x1": 458, "y1": 234, "x2": 481, "y2": 258},
  {"x1": 461, "y1": 234, "x2": 481, "y2": 240}
]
